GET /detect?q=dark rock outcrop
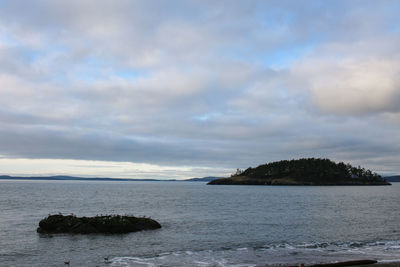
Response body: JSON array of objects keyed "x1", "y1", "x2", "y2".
[{"x1": 37, "y1": 214, "x2": 161, "y2": 234}]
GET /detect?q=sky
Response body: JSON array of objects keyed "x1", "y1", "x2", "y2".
[{"x1": 0, "y1": 0, "x2": 400, "y2": 179}]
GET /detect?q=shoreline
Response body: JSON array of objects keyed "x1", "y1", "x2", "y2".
[
  {"x1": 263, "y1": 262, "x2": 400, "y2": 267},
  {"x1": 363, "y1": 263, "x2": 400, "y2": 267}
]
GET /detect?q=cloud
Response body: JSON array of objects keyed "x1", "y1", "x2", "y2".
[
  {"x1": 291, "y1": 39, "x2": 400, "y2": 115},
  {"x1": 0, "y1": 0, "x2": 400, "y2": 177},
  {"x1": 0, "y1": 158, "x2": 230, "y2": 179}
]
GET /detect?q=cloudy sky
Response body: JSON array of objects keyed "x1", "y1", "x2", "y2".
[{"x1": 0, "y1": 0, "x2": 399, "y2": 179}]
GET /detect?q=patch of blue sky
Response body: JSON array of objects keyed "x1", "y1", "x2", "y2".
[
  {"x1": 81, "y1": 56, "x2": 106, "y2": 68},
  {"x1": 193, "y1": 112, "x2": 220, "y2": 122},
  {"x1": 262, "y1": 39, "x2": 322, "y2": 70},
  {"x1": 0, "y1": 30, "x2": 22, "y2": 46},
  {"x1": 383, "y1": 1, "x2": 400, "y2": 19},
  {"x1": 216, "y1": 8, "x2": 294, "y2": 64},
  {"x1": 256, "y1": 6, "x2": 295, "y2": 28},
  {"x1": 217, "y1": 47, "x2": 250, "y2": 63},
  {"x1": 20, "y1": 48, "x2": 45, "y2": 63},
  {"x1": 386, "y1": 8, "x2": 400, "y2": 33},
  {"x1": 70, "y1": 55, "x2": 145, "y2": 82},
  {"x1": 72, "y1": 56, "x2": 107, "y2": 82},
  {"x1": 219, "y1": 37, "x2": 321, "y2": 70},
  {"x1": 386, "y1": 24, "x2": 400, "y2": 33},
  {"x1": 51, "y1": 72, "x2": 69, "y2": 85}
]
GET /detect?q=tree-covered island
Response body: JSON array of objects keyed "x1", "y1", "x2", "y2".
[{"x1": 208, "y1": 158, "x2": 391, "y2": 185}]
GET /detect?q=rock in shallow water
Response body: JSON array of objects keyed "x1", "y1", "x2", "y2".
[{"x1": 37, "y1": 214, "x2": 161, "y2": 234}]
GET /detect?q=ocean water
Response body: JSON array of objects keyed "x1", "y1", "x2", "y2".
[{"x1": 0, "y1": 180, "x2": 399, "y2": 267}]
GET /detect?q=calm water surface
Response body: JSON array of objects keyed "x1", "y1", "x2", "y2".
[{"x1": 0, "y1": 180, "x2": 399, "y2": 266}]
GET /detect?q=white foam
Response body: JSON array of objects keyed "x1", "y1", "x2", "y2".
[
  {"x1": 109, "y1": 240, "x2": 400, "y2": 267},
  {"x1": 378, "y1": 259, "x2": 400, "y2": 263}
]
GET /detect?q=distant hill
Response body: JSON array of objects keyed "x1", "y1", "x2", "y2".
[
  {"x1": 0, "y1": 175, "x2": 165, "y2": 182},
  {"x1": 208, "y1": 158, "x2": 391, "y2": 186},
  {"x1": 185, "y1": 176, "x2": 222, "y2": 182},
  {"x1": 0, "y1": 175, "x2": 219, "y2": 182},
  {"x1": 385, "y1": 175, "x2": 400, "y2": 182}
]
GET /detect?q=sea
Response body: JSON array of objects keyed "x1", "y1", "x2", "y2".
[{"x1": 0, "y1": 180, "x2": 399, "y2": 267}]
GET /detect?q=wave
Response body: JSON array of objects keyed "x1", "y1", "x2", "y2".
[{"x1": 109, "y1": 240, "x2": 400, "y2": 267}]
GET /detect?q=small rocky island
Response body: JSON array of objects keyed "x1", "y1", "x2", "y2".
[
  {"x1": 37, "y1": 214, "x2": 161, "y2": 234},
  {"x1": 208, "y1": 158, "x2": 391, "y2": 186}
]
